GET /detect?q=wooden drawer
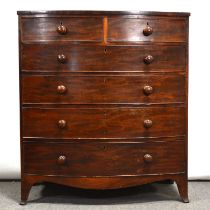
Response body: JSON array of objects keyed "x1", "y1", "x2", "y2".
[
  {"x1": 20, "y1": 17, "x2": 103, "y2": 41},
  {"x1": 23, "y1": 141, "x2": 185, "y2": 176},
  {"x1": 21, "y1": 44, "x2": 185, "y2": 72},
  {"x1": 22, "y1": 107, "x2": 185, "y2": 138},
  {"x1": 22, "y1": 75, "x2": 185, "y2": 104},
  {"x1": 108, "y1": 17, "x2": 187, "y2": 42}
]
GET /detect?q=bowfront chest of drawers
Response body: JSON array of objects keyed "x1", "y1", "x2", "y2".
[{"x1": 17, "y1": 10, "x2": 190, "y2": 204}]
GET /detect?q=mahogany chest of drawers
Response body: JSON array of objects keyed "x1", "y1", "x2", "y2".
[{"x1": 17, "y1": 10, "x2": 190, "y2": 204}]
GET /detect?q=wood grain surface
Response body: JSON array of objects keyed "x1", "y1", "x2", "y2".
[
  {"x1": 23, "y1": 141, "x2": 185, "y2": 176},
  {"x1": 22, "y1": 75, "x2": 185, "y2": 104},
  {"x1": 21, "y1": 17, "x2": 103, "y2": 41},
  {"x1": 21, "y1": 44, "x2": 185, "y2": 72}
]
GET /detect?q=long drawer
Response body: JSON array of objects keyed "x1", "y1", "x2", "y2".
[
  {"x1": 20, "y1": 17, "x2": 103, "y2": 41},
  {"x1": 22, "y1": 107, "x2": 185, "y2": 138},
  {"x1": 108, "y1": 17, "x2": 187, "y2": 42},
  {"x1": 23, "y1": 141, "x2": 185, "y2": 176},
  {"x1": 21, "y1": 44, "x2": 185, "y2": 72},
  {"x1": 22, "y1": 75, "x2": 185, "y2": 104}
]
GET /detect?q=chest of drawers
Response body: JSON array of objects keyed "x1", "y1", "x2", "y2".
[{"x1": 17, "y1": 10, "x2": 190, "y2": 204}]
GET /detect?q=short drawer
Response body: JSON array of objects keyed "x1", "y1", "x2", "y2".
[
  {"x1": 108, "y1": 17, "x2": 187, "y2": 42},
  {"x1": 23, "y1": 141, "x2": 185, "y2": 176},
  {"x1": 22, "y1": 75, "x2": 185, "y2": 104},
  {"x1": 21, "y1": 44, "x2": 185, "y2": 72},
  {"x1": 20, "y1": 17, "x2": 103, "y2": 41},
  {"x1": 22, "y1": 107, "x2": 185, "y2": 138}
]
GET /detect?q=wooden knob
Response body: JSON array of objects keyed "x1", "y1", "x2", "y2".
[
  {"x1": 144, "y1": 119, "x2": 153, "y2": 128},
  {"x1": 58, "y1": 120, "x2": 66, "y2": 128},
  {"x1": 57, "y1": 54, "x2": 67, "y2": 63},
  {"x1": 144, "y1": 154, "x2": 153, "y2": 163},
  {"x1": 144, "y1": 55, "x2": 154, "y2": 64},
  {"x1": 57, "y1": 155, "x2": 67, "y2": 165},
  {"x1": 143, "y1": 85, "x2": 153, "y2": 95},
  {"x1": 143, "y1": 24, "x2": 153, "y2": 36},
  {"x1": 57, "y1": 24, "x2": 67, "y2": 35},
  {"x1": 57, "y1": 85, "x2": 67, "y2": 94}
]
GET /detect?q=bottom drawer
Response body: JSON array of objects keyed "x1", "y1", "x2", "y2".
[{"x1": 23, "y1": 141, "x2": 185, "y2": 176}]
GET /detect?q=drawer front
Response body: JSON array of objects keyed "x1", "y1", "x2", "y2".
[
  {"x1": 108, "y1": 17, "x2": 187, "y2": 42},
  {"x1": 22, "y1": 75, "x2": 185, "y2": 104},
  {"x1": 21, "y1": 44, "x2": 185, "y2": 72},
  {"x1": 23, "y1": 141, "x2": 185, "y2": 176},
  {"x1": 21, "y1": 17, "x2": 103, "y2": 41},
  {"x1": 22, "y1": 107, "x2": 185, "y2": 138}
]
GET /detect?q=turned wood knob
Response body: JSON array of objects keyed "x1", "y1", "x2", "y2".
[
  {"x1": 57, "y1": 24, "x2": 67, "y2": 34},
  {"x1": 143, "y1": 24, "x2": 153, "y2": 36},
  {"x1": 57, "y1": 54, "x2": 67, "y2": 63},
  {"x1": 143, "y1": 85, "x2": 153, "y2": 95},
  {"x1": 144, "y1": 154, "x2": 153, "y2": 163},
  {"x1": 58, "y1": 120, "x2": 66, "y2": 128},
  {"x1": 57, "y1": 155, "x2": 67, "y2": 165},
  {"x1": 144, "y1": 55, "x2": 154, "y2": 64},
  {"x1": 57, "y1": 85, "x2": 67, "y2": 94},
  {"x1": 144, "y1": 119, "x2": 153, "y2": 128}
]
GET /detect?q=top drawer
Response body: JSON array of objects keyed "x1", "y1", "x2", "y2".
[
  {"x1": 20, "y1": 17, "x2": 103, "y2": 42},
  {"x1": 108, "y1": 17, "x2": 187, "y2": 42}
]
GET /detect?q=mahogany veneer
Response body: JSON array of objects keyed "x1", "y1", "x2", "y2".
[
  {"x1": 22, "y1": 44, "x2": 186, "y2": 72},
  {"x1": 18, "y1": 10, "x2": 190, "y2": 204}
]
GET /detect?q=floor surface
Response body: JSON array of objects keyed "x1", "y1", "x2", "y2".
[{"x1": 0, "y1": 181, "x2": 209, "y2": 210}]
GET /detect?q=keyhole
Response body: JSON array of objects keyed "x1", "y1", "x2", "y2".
[{"x1": 104, "y1": 48, "x2": 107, "y2": 54}]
